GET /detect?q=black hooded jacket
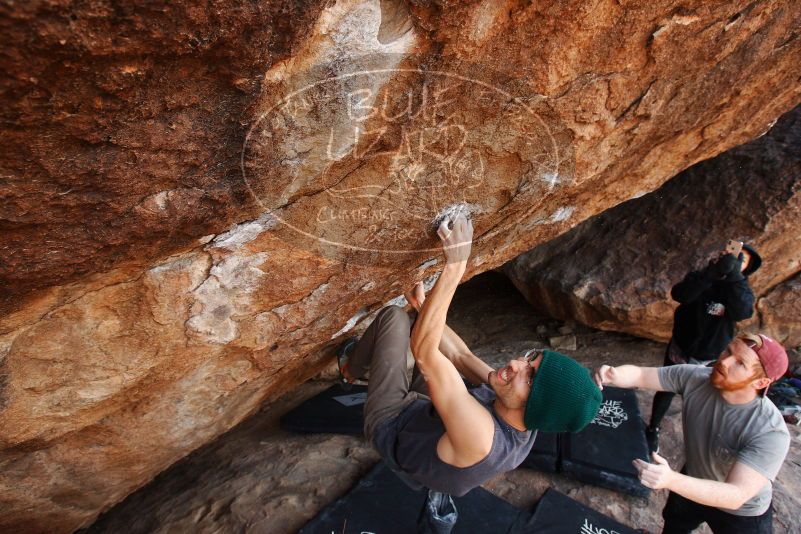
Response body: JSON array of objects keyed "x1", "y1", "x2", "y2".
[{"x1": 670, "y1": 247, "x2": 761, "y2": 361}]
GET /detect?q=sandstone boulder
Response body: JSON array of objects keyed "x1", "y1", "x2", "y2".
[
  {"x1": 758, "y1": 272, "x2": 801, "y2": 346},
  {"x1": 2, "y1": 1, "x2": 801, "y2": 532},
  {"x1": 503, "y1": 105, "x2": 801, "y2": 345}
]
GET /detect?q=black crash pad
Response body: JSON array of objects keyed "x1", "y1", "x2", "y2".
[
  {"x1": 300, "y1": 461, "x2": 527, "y2": 534},
  {"x1": 512, "y1": 488, "x2": 639, "y2": 534},
  {"x1": 561, "y1": 386, "x2": 650, "y2": 497},
  {"x1": 519, "y1": 430, "x2": 559, "y2": 472},
  {"x1": 280, "y1": 384, "x2": 368, "y2": 435},
  {"x1": 281, "y1": 379, "x2": 477, "y2": 436}
]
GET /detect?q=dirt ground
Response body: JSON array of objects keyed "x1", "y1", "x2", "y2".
[{"x1": 83, "y1": 272, "x2": 801, "y2": 534}]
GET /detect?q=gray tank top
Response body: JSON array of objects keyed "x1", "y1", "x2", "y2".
[{"x1": 391, "y1": 385, "x2": 537, "y2": 497}]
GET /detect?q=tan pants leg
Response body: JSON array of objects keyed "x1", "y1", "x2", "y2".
[{"x1": 348, "y1": 305, "x2": 427, "y2": 442}]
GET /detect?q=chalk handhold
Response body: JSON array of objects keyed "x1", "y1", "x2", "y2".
[{"x1": 431, "y1": 203, "x2": 480, "y2": 232}]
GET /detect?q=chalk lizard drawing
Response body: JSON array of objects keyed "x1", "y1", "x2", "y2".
[{"x1": 591, "y1": 400, "x2": 628, "y2": 429}]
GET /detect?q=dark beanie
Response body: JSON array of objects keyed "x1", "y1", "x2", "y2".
[
  {"x1": 523, "y1": 350, "x2": 602, "y2": 432},
  {"x1": 741, "y1": 243, "x2": 762, "y2": 276}
]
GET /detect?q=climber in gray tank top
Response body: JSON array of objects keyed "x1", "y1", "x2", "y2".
[{"x1": 339, "y1": 213, "x2": 603, "y2": 502}]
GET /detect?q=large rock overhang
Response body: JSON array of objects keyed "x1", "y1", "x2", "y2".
[{"x1": 1, "y1": 0, "x2": 800, "y2": 531}]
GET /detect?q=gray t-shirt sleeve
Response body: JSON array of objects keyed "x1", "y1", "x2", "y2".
[
  {"x1": 737, "y1": 428, "x2": 791, "y2": 481},
  {"x1": 657, "y1": 364, "x2": 707, "y2": 394}
]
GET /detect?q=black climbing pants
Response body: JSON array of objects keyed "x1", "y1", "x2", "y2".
[{"x1": 662, "y1": 489, "x2": 773, "y2": 533}]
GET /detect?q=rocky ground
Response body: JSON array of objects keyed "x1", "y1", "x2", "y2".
[{"x1": 83, "y1": 272, "x2": 801, "y2": 534}]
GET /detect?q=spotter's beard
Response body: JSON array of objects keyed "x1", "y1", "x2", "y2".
[{"x1": 710, "y1": 363, "x2": 760, "y2": 392}]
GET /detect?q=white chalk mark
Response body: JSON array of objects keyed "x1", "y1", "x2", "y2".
[
  {"x1": 384, "y1": 294, "x2": 407, "y2": 308},
  {"x1": 186, "y1": 253, "x2": 269, "y2": 344},
  {"x1": 331, "y1": 307, "x2": 370, "y2": 339},
  {"x1": 550, "y1": 206, "x2": 574, "y2": 222},
  {"x1": 541, "y1": 171, "x2": 559, "y2": 190},
  {"x1": 432, "y1": 202, "x2": 482, "y2": 228},
  {"x1": 417, "y1": 258, "x2": 438, "y2": 271},
  {"x1": 211, "y1": 213, "x2": 277, "y2": 250}
]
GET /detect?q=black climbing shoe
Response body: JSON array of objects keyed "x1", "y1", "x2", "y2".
[
  {"x1": 417, "y1": 490, "x2": 458, "y2": 534},
  {"x1": 645, "y1": 425, "x2": 660, "y2": 455}
]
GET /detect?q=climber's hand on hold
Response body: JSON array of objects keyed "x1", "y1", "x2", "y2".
[
  {"x1": 404, "y1": 282, "x2": 426, "y2": 312},
  {"x1": 438, "y1": 214, "x2": 473, "y2": 264}
]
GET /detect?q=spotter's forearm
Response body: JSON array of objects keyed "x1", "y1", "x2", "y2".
[{"x1": 668, "y1": 472, "x2": 751, "y2": 510}]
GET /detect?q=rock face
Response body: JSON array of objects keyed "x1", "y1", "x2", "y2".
[
  {"x1": 758, "y1": 272, "x2": 801, "y2": 346},
  {"x1": 503, "y1": 105, "x2": 801, "y2": 345},
  {"x1": 2, "y1": 1, "x2": 801, "y2": 532}
]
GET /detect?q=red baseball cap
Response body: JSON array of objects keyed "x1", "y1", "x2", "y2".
[{"x1": 753, "y1": 334, "x2": 788, "y2": 381}]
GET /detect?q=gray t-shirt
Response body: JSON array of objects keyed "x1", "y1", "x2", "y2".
[{"x1": 659, "y1": 365, "x2": 790, "y2": 516}]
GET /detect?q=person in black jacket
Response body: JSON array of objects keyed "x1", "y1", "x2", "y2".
[{"x1": 645, "y1": 243, "x2": 762, "y2": 453}]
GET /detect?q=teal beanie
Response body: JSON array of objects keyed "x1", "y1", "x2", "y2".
[{"x1": 523, "y1": 350, "x2": 602, "y2": 432}]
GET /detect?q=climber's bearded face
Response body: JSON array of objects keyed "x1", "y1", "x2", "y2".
[{"x1": 488, "y1": 351, "x2": 542, "y2": 409}]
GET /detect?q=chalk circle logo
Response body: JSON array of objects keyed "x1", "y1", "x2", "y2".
[{"x1": 241, "y1": 54, "x2": 574, "y2": 265}]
